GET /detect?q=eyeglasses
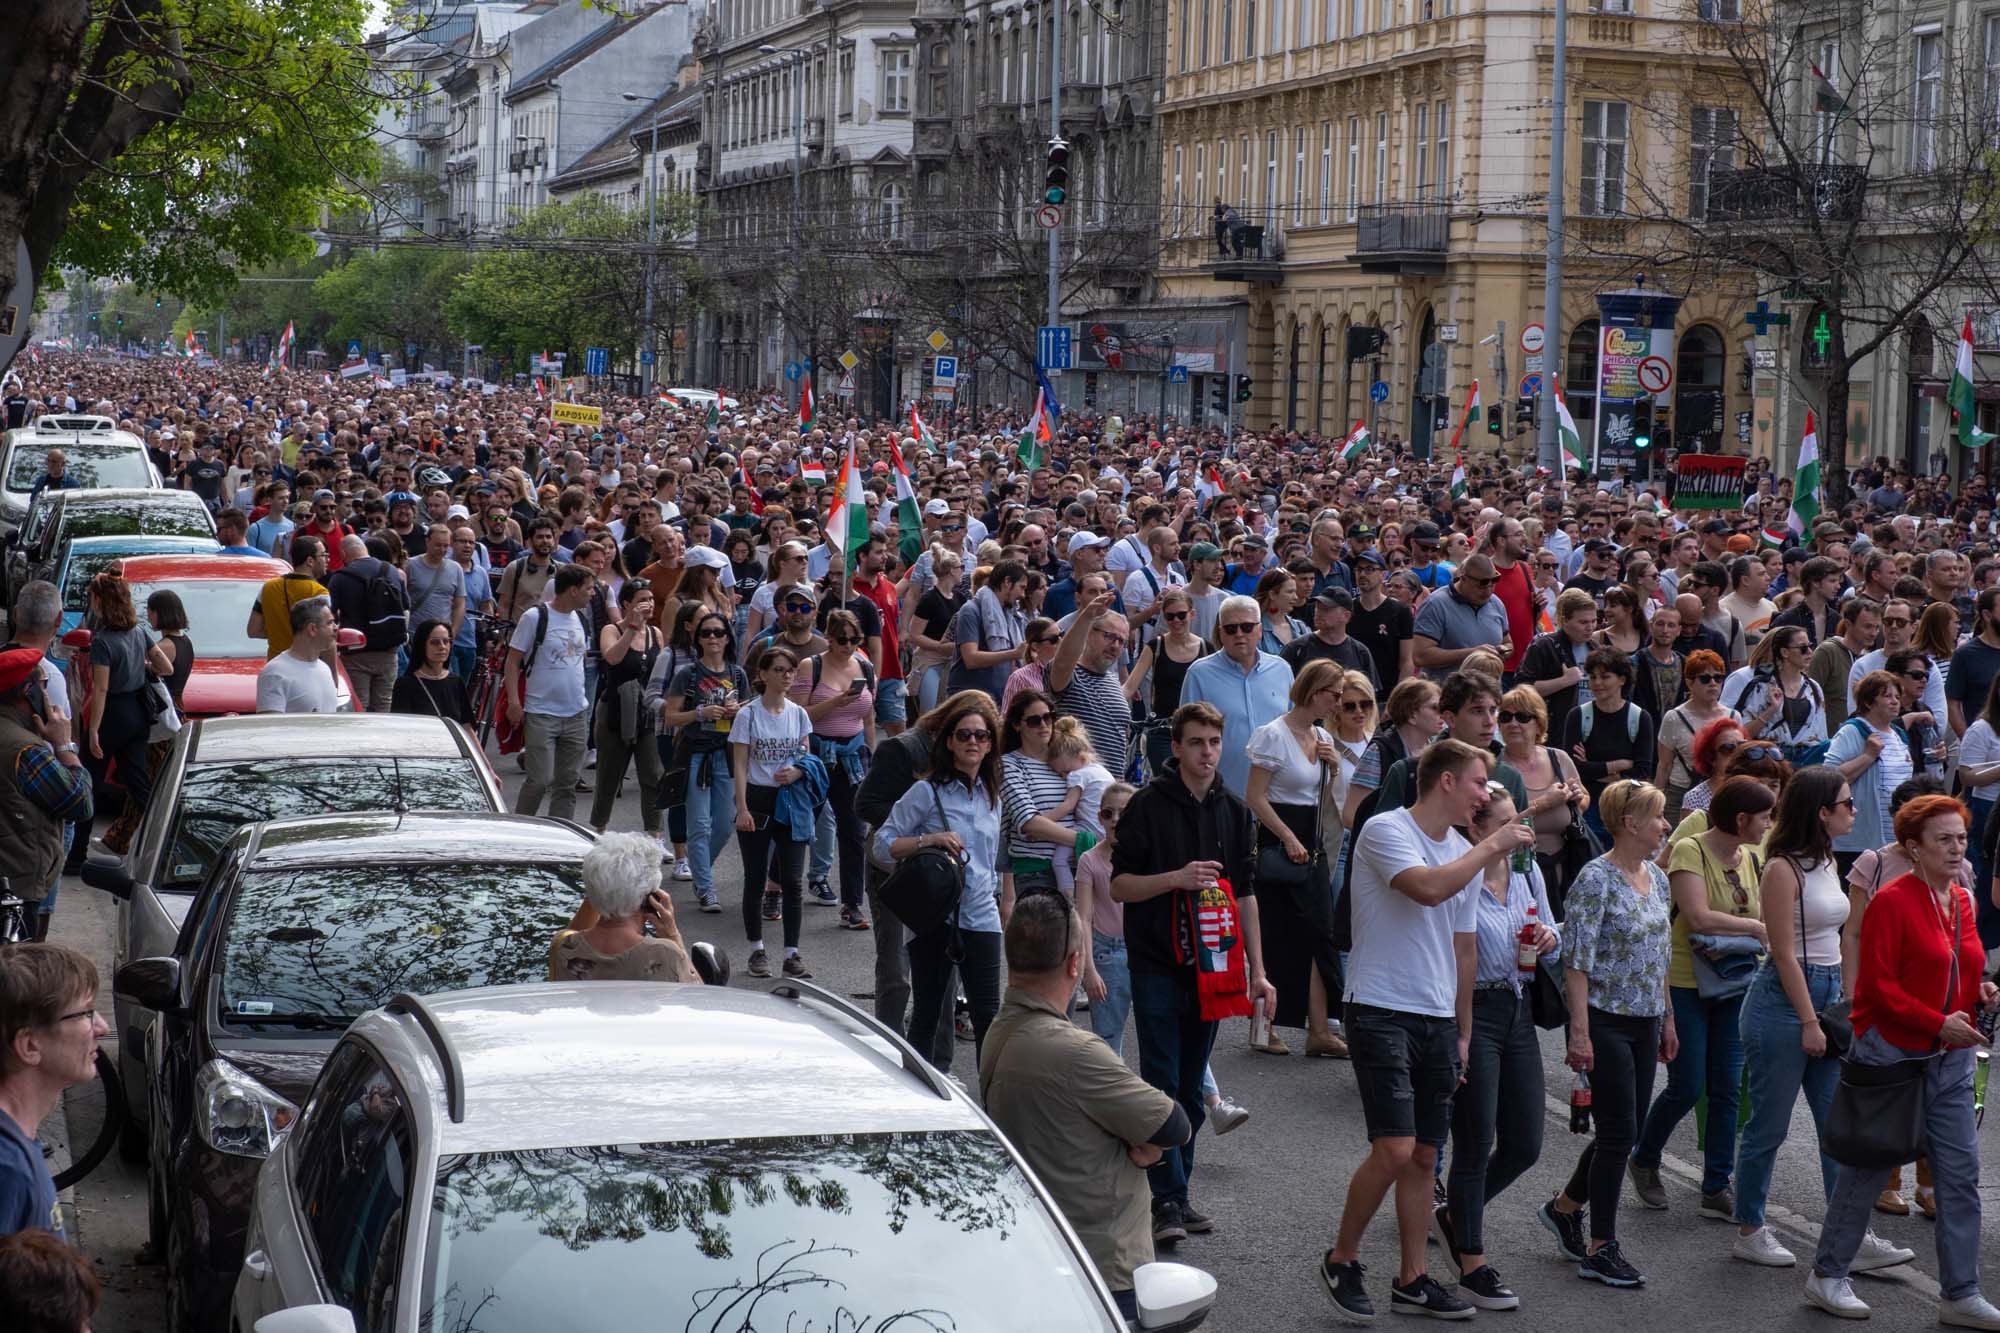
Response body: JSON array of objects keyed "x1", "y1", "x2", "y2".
[
  {"x1": 1902, "y1": 670, "x2": 1930, "y2": 682},
  {"x1": 1884, "y1": 616, "x2": 1911, "y2": 626},
  {"x1": 1496, "y1": 710, "x2": 1537, "y2": 724},
  {"x1": 50, "y1": 1007, "x2": 97, "y2": 1027},
  {"x1": 1722, "y1": 866, "x2": 1749, "y2": 909},
  {"x1": 783, "y1": 601, "x2": 814, "y2": 613},
  {"x1": 1828, "y1": 796, "x2": 1857, "y2": 811},
  {"x1": 1020, "y1": 711, "x2": 1053, "y2": 728},
  {"x1": 1163, "y1": 610, "x2": 1190, "y2": 621},
  {"x1": 1535, "y1": 560, "x2": 1558, "y2": 569},
  {"x1": 1690, "y1": 672, "x2": 1725, "y2": 685},
  {"x1": 697, "y1": 627, "x2": 730, "y2": 639},
  {"x1": 953, "y1": 727, "x2": 993, "y2": 744},
  {"x1": 1220, "y1": 622, "x2": 1258, "y2": 636},
  {"x1": 831, "y1": 635, "x2": 862, "y2": 646},
  {"x1": 1340, "y1": 699, "x2": 1370, "y2": 713},
  {"x1": 941, "y1": 524, "x2": 965, "y2": 533}
]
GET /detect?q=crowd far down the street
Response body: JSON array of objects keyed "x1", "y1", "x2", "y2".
[{"x1": 3, "y1": 346, "x2": 2000, "y2": 1331}]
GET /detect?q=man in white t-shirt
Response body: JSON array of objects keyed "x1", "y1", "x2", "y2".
[
  {"x1": 503, "y1": 562, "x2": 597, "y2": 821},
  {"x1": 1319, "y1": 738, "x2": 1533, "y2": 1323},
  {"x1": 255, "y1": 598, "x2": 340, "y2": 715}
]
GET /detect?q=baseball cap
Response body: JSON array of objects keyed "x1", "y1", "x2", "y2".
[
  {"x1": 1314, "y1": 587, "x2": 1355, "y2": 611},
  {"x1": 311, "y1": 488, "x2": 336, "y2": 504},
  {"x1": 682, "y1": 545, "x2": 730, "y2": 572},
  {"x1": 445, "y1": 504, "x2": 470, "y2": 520},
  {"x1": 1349, "y1": 525, "x2": 1377, "y2": 540},
  {"x1": 1410, "y1": 521, "x2": 1442, "y2": 545},
  {"x1": 384, "y1": 490, "x2": 420, "y2": 508},
  {"x1": 1240, "y1": 532, "x2": 1268, "y2": 548},
  {"x1": 1702, "y1": 519, "x2": 1733, "y2": 536},
  {"x1": 924, "y1": 498, "x2": 951, "y2": 516},
  {"x1": 1187, "y1": 541, "x2": 1224, "y2": 563},
  {"x1": 1355, "y1": 549, "x2": 1387, "y2": 567},
  {"x1": 1583, "y1": 538, "x2": 1615, "y2": 555},
  {"x1": 1067, "y1": 530, "x2": 1111, "y2": 557},
  {"x1": 777, "y1": 582, "x2": 818, "y2": 607}
]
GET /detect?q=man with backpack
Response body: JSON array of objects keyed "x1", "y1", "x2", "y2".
[
  {"x1": 327, "y1": 534, "x2": 407, "y2": 714},
  {"x1": 503, "y1": 562, "x2": 597, "y2": 821}
]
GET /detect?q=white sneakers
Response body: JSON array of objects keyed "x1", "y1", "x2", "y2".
[
  {"x1": 671, "y1": 855, "x2": 693, "y2": 880},
  {"x1": 1733, "y1": 1226, "x2": 1796, "y2": 1266},
  {"x1": 1805, "y1": 1274, "x2": 1871, "y2": 1319},
  {"x1": 1851, "y1": 1231, "x2": 1915, "y2": 1272},
  {"x1": 1940, "y1": 1294, "x2": 2000, "y2": 1330}
]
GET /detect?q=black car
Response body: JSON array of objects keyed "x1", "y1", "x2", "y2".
[
  {"x1": 115, "y1": 811, "x2": 594, "y2": 1333},
  {"x1": 1, "y1": 485, "x2": 215, "y2": 604}
]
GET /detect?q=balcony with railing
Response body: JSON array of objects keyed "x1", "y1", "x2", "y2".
[
  {"x1": 1707, "y1": 165, "x2": 1867, "y2": 224},
  {"x1": 1205, "y1": 215, "x2": 1285, "y2": 284},
  {"x1": 1350, "y1": 203, "x2": 1449, "y2": 274}
]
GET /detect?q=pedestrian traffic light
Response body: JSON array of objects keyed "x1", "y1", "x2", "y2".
[
  {"x1": 1209, "y1": 377, "x2": 1228, "y2": 413},
  {"x1": 1486, "y1": 404, "x2": 1502, "y2": 435},
  {"x1": 1044, "y1": 139, "x2": 1070, "y2": 205},
  {"x1": 1235, "y1": 375, "x2": 1252, "y2": 403},
  {"x1": 115, "y1": 315, "x2": 123, "y2": 327},
  {"x1": 1514, "y1": 397, "x2": 1535, "y2": 430}
]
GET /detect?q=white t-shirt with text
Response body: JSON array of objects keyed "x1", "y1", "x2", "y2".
[{"x1": 510, "y1": 606, "x2": 589, "y2": 717}]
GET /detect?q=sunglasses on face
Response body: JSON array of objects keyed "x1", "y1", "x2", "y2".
[
  {"x1": 1496, "y1": 710, "x2": 1537, "y2": 724},
  {"x1": 698, "y1": 627, "x2": 730, "y2": 639},
  {"x1": 1884, "y1": 617, "x2": 1911, "y2": 626},
  {"x1": 1695, "y1": 673, "x2": 1725, "y2": 685},
  {"x1": 1220, "y1": 622, "x2": 1258, "y2": 636},
  {"x1": 1828, "y1": 796, "x2": 1857, "y2": 812},
  {"x1": 1340, "y1": 699, "x2": 1370, "y2": 713},
  {"x1": 783, "y1": 602, "x2": 814, "y2": 613},
  {"x1": 1020, "y1": 712, "x2": 1053, "y2": 727},
  {"x1": 831, "y1": 635, "x2": 861, "y2": 646},
  {"x1": 953, "y1": 726, "x2": 993, "y2": 744}
]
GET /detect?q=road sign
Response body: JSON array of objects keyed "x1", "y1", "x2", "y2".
[
  {"x1": 1520, "y1": 373, "x2": 1543, "y2": 398},
  {"x1": 837, "y1": 349, "x2": 859, "y2": 372},
  {"x1": 1035, "y1": 204, "x2": 1063, "y2": 230},
  {"x1": 933, "y1": 354, "x2": 959, "y2": 383},
  {"x1": 783, "y1": 361, "x2": 804, "y2": 381},
  {"x1": 1752, "y1": 348, "x2": 1777, "y2": 371},
  {"x1": 1520, "y1": 323, "x2": 1546, "y2": 355},
  {"x1": 1038, "y1": 325, "x2": 1073, "y2": 370},
  {"x1": 639, "y1": 350, "x2": 655, "y2": 365},
  {"x1": 1635, "y1": 355, "x2": 1673, "y2": 395},
  {"x1": 584, "y1": 346, "x2": 608, "y2": 377},
  {"x1": 1168, "y1": 365, "x2": 1189, "y2": 384},
  {"x1": 1369, "y1": 380, "x2": 1389, "y2": 403},
  {"x1": 1523, "y1": 353, "x2": 1543, "y2": 372},
  {"x1": 346, "y1": 339, "x2": 363, "y2": 359},
  {"x1": 927, "y1": 329, "x2": 950, "y2": 352},
  {"x1": 1438, "y1": 323, "x2": 1460, "y2": 343}
]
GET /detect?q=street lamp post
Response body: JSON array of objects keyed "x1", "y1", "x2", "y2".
[
  {"x1": 760, "y1": 44, "x2": 809, "y2": 375},
  {"x1": 622, "y1": 92, "x2": 665, "y2": 393}
]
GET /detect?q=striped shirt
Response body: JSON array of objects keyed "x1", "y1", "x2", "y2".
[
  {"x1": 1001, "y1": 750, "x2": 1070, "y2": 859},
  {"x1": 1474, "y1": 863, "x2": 1560, "y2": 989},
  {"x1": 1057, "y1": 664, "x2": 1130, "y2": 778}
]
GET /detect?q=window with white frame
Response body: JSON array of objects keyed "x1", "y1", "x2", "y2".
[
  {"x1": 1173, "y1": 145, "x2": 1185, "y2": 233},
  {"x1": 1351, "y1": 0, "x2": 1364, "y2": 37},
  {"x1": 879, "y1": 180, "x2": 909, "y2": 239},
  {"x1": 1196, "y1": 141, "x2": 1207, "y2": 210},
  {"x1": 1270, "y1": 0, "x2": 1284, "y2": 54},
  {"x1": 1812, "y1": 38, "x2": 1841, "y2": 158},
  {"x1": 1374, "y1": 111, "x2": 1388, "y2": 205},
  {"x1": 1325, "y1": 0, "x2": 1337, "y2": 40},
  {"x1": 882, "y1": 48, "x2": 912, "y2": 113},
  {"x1": 1912, "y1": 29, "x2": 1941, "y2": 170},
  {"x1": 1346, "y1": 115, "x2": 1361, "y2": 218},
  {"x1": 1320, "y1": 122, "x2": 1333, "y2": 221},
  {"x1": 1239, "y1": 134, "x2": 1251, "y2": 210},
  {"x1": 1986, "y1": 17, "x2": 2000, "y2": 131},
  {"x1": 839, "y1": 48, "x2": 855, "y2": 120},
  {"x1": 1580, "y1": 99, "x2": 1627, "y2": 215},
  {"x1": 1433, "y1": 98, "x2": 1450, "y2": 195},
  {"x1": 1265, "y1": 131, "x2": 1279, "y2": 219},
  {"x1": 1414, "y1": 103, "x2": 1429, "y2": 197},
  {"x1": 1299, "y1": 0, "x2": 1312, "y2": 49},
  {"x1": 1689, "y1": 106, "x2": 1735, "y2": 219},
  {"x1": 1293, "y1": 127, "x2": 1307, "y2": 222},
  {"x1": 1380, "y1": 0, "x2": 1394, "y2": 27},
  {"x1": 1215, "y1": 138, "x2": 1226, "y2": 203}
]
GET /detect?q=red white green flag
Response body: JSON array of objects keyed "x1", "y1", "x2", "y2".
[
  {"x1": 826, "y1": 435, "x2": 870, "y2": 557},
  {"x1": 1444, "y1": 380, "x2": 1481, "y2": 457},
  {"x1": 1017, "y1": 387, "x2": 1053, "y2": 469},
  {"x1": 1338, "y1": 421, "x2": 1372, "y2": 463},
  {"x1": 799, "y1": 373, "x2": 816, "y2": 434},
  {"x1": 910, "y1": 403, "x2": 939, "y2": 451},
  {"x1": 1949, "y1": 314, "x2": 1996, "y2": 449},
  {"x1": 1552, "y1": 382, "x2": 1589, "y2": 475},
  {"x1": 886, "y1": 435, "x2": 924, "y2": 565}
]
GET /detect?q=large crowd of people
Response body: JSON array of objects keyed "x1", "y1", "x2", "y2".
[{"x1": 3, "y1": 347, "x2": 2000, "y2": 1327}]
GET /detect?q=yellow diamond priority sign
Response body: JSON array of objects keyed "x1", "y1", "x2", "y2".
[
  {"x1": 927, "y1": 329, "x2": 949, "y2": 353},
  {"x1": 838, "y1": 349, "x2": 859, "y2": 372}
]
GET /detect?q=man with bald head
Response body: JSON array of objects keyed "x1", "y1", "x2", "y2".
[
  {"x1": 326, "y1": 533, "x2": 405, "y2": 713},
  {"x1": 1669, "y1": 591, "x2": 1729, "y2": 663}
]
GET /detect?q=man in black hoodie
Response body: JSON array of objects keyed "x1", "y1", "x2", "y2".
[{"x1": 1111, "y1": 700, "x2": 1272, "y2": 1248}]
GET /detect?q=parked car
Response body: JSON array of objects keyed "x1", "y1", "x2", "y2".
[
  {"x1": 51, "y1": 533, "x2": 221, "y2": 636},
  {"x1": 2, "y1": 485, "x2": 215, "y2": 605},
  {"x1": 114, "y1": 812, "x2": 596, "y2": 1333},
  {"x1": 230, "y1": 981, "x2": 1218, "y2": 1333},
  {"x1": 82, "y1": 712, "x2": 505, "y2": 1154},
  {"x1": 660, "y1": 387, "x2": 742, "y2": 412},
  {"x1": 65, "y1": 552, "x2": 358, "y2": 718},
  {"x1": 0, "y1": 413, "x2": 161, "y2": 536}
]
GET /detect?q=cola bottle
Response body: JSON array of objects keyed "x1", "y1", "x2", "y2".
[{"x1": 1569, "y1": 1072, "x2": 1593, "y2": 1135}]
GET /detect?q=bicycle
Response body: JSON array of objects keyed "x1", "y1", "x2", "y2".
[
  {"x1": 467, "y1": 614, "x2": 516, "y2": 746},
  {"x1": 0, "y1": 876, "x2": 125, "y2": 1189}
]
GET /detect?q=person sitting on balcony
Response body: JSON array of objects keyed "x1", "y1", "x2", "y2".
[{"x1": 1213, "y1": 199, "x2": 1242, "y2": 258}]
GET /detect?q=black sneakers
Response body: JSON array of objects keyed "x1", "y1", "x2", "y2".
[
  {"x1": 1389, "y1": 1274, "x2": 1474, "y2": 1320},
  {"x1": 1180, "y1": 1203, "x2": 1215, "y2": 1235},
  {"x1": 1457, "y1": 1264, "x2": 1520, "y2": 1311},
  {"x1": 1431, "y1": 1205, "x2": 1463, "y2": 1276},
  {"x1": 1538, "y1": 1198, "x2": 1587, "y2": 1263},
  {"x1": 1577, "y1": 1240, "x2": 1646, "y2": 1288},
  {"x1": 1152, "y1": 1203, "x2": 1188, "y2": 1247},
  {"x1": 1319, "y1": 1256, "x2": 1375, "y2": 1323}
]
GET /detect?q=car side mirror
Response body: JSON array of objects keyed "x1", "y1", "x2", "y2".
[
  {"x1": 334, "y1": 627, "x2": 365, "y2": 651},
  {"x1": 1133, "y1": 1262, "x2": 1217, "y2": 1332},
  {"x1": 255, "y1": 1308, "x2": 359, "y2": 1333},
  {"x1": 114, "y1": 957, "x2": 182, "y2": 1014},
  {"x1": 689, "y1": 940, "x2": 731, "y2": 987},
  {"x1": 81, "y1": 853, "x2": 133, "y2": 900},
  {"x1": 61, "y1": 627, "x2": 91, "y2": 652}
]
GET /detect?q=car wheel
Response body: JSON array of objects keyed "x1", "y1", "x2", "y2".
[{"x1": 163, "y1": 1210, "x2": 194, "y2": 1333}]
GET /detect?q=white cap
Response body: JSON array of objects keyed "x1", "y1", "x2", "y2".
[
  {"x1": 446, "y1": 504, "x2": 471, "y2": 520},
  {"x1": 682, "y1": 544, "x2": 730, "y2": 572},
  {"x1": 923, "y1": 498, "x2": 951, "y2": 516},
  {"x1": 1067, "y1": 530, "x2": 1111, "y2": 557}
]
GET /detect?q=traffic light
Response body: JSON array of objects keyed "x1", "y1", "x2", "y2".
[
  {"x1": 1235, "y1": 375, "x2": 1252, "y2": 403},
  {"x1": 1514, "y1": 397, "x2": 1535, "y2": 431},
  {"x1": 1208, "y1": 376, "x2": 1228, "y2": 414},
  {"x1": 1044, "y1": 139, "x2": 1070, "y2": 205},
  {"x1": 1486, "y1": 404, "x2": 1502, "y2": 435},
  {"x1": 1633, "y1": 403, "x2": 1653, "y2": 451},
  {"x1": 153, "y1": 298, "x2": 162, "y2": 308},
  {"x1": 115, "y1": 315, "x2": 123, "y2": 327}
]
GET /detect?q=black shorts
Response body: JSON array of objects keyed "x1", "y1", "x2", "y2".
[{"x1": 1345, "y1": 1003, "x2": 1461, "y2": 1147}]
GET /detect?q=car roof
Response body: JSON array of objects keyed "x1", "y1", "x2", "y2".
[
  {"x1": 188, "y1": 714, "x2": 474, "y2": 764},
  {"x1": 56, "y1": 487, "x2": 188, "y2": 506},
  {"x1": 242, "y1": 811, "x2": 591, "y2": 869},
  {"x1": 360, "y1": 983, "x2": 985, "y2": 1153},
  {"x1": 117, "y1": 553, "x2": 289, "y2": 581},
  {"x1": 63, "y1": 535, "x2": 218, "y2": 556}
]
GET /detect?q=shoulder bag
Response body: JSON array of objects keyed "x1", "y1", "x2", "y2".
[
  {"x1": 1823, "y1": 888, "x2": 1958, "y2": 1169},
  {"x1": 1255, "y1": 731, "x2": 1325, "y2": 890},
  {"x1": 1783, "y1": 853, "x2": 1852, "y2": 1057},
  {"x1": 878, "y1": 782, "x2": 967, "y2": 937}
]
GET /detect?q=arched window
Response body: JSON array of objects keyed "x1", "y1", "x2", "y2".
[
  {"x1": 879, "y1": 180, "x2": 909, "y2": 240},
  {"x1": 1675, "y1": 324, "x2": 1726, "y2": 451},
  {"x1": 1565, "y1": 319, "x2": 1600, "y2": 423}
]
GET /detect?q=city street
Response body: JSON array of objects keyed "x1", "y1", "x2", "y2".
[{"x1": 43, "y1": 759, "x2": 2000, "y2": 1331}]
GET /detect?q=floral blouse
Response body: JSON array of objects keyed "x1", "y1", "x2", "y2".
[{"x1": 1560, "y1": 855, "x2": 1672, "y2": 1018}]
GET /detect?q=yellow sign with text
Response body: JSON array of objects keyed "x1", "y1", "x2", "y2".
[{"x1": 550, "y1": 402, "x2": 603, "y2": 427}]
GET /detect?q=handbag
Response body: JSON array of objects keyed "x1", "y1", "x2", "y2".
[
  {"x1": 878, "y1": 782, "x2": 967, "y2": 936},
  {"x1": 1254, "y1": 741, "x2": 1330, "y2": 889},
  {"x1": 1785, "y1": 853, "x2": 1852, "y2": 1057},
  {"x1": 1529, "y1": 952, "x2": 1570, "y2": 1030},
  {"x1": 1823, "y1": 889, "x2": 1959, "y2": 1169}
]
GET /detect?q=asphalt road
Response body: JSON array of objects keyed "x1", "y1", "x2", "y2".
[{"x1": 48, "y1": 752, "x2": 2000, "y2": 1332}]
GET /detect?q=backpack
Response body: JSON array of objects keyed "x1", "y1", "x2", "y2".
[
  {"x1": 1729, "y1": 670, "x2": 1831, "y2": 766},
  {"x1": 1332, "y1": 728, "x2": 1410, "y2": 952},
  {"x1": 809, "y1": 651, "x2": 876, "y2": 697},
  {"x1": 1578, "y1": 702, "x2": 1642, "y2": 745},
  {"x1": 358, "y1": 563, "x2": 409, "y2": 652},
  {"x1": 494, "y1": 607, "x2": 550, "y2": 756}
]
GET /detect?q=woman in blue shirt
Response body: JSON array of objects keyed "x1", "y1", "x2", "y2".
[{"x1": 875, "y1": 690, "x2": 1004, "y2": 1072}]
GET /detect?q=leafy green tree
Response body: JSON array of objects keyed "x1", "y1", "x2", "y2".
[
  {"x1": 1, "y1": 0, "x2": 381, "y2": 311},
  {"x1": 314, "y1": 247, "x2": 467, "y2": 367}
]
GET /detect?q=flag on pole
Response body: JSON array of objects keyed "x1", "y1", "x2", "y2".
[
  {"x1": 1338, "y1": 421, "x2": 1372, "y2": 463},
  {"x1": 1444, "y1": 380, "x2": 1481, "y2": 457},
  {"x1": 800, "y1": 455, "x2": 826, "y2": 486},
  {"x1": 1018, "y1": 387, "x2": 1053, "y2": 470},
  {"x1": 799, "y1": 373, "x2": 816, "y2": 435},
  {"x1": 825, "y1": 435, "x2": 870, "y2": 557},
  {"x1": 1811, "y1": 59, "x2": 1849, "y2": 116},
  {"x1": 1949, "y1": 314, "x2": 1996, "y2": 450},
  {"x1": 1760, "y1": 526, "x2": 1790, "y2": 550},
  {"x1": 275, "y1": 321, "x2": 294, "y2": 367},
  {"x1": 183, "y1": 330, "x2": 196, "y2": 357},
  {"x1": 885, "y1": 436, "x2": 924, "y2": 566},
  {"x1": 909, "y1": 403, "x2": 939, "y2": 451},
  {"x1": 532, "y1": 377, "x2": 547, "y2": 400},
  {"x1": 739, "y1": 453, "x2": 764, "y2": 515},
  {"x1": 1788, "y1": 409, "x2": 1821, "y2": 538},
  {"x1": 706, "y1": 392, "x2": 721, "y2": 436},
  {"x1": 1195, "y1": 462, "x2": 1224, "y2": 504},
  {"x1": 1449, "y1": 454, "x2": 1467, "y2": 500},
  {"x1": 1552, "y1": 382, "x2": 1589, "y2": 474}
]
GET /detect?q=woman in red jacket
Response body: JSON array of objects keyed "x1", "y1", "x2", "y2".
[{"x1": 1806, "y1": 794, "x2": 2000, "y2": 1326}]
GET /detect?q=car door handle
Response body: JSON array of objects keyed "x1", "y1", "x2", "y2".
[{"x1": 242, "y1": 1248, "x2": 271, "y2": 1281}]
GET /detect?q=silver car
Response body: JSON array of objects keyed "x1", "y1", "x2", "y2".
[
  {"x1": 0, "y1": 414, "x2": 161, "y2": 536},
  {"x1": 82, "y1": 713, "x2": 505, "y2": 1154},
  {"x1": 231, "y1": 982, "x2": 1219, "y2": 1333}
]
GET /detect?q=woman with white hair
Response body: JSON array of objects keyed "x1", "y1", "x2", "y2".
[{"x1": 548, "y1": 831, "x2": 699, "y2": 982}]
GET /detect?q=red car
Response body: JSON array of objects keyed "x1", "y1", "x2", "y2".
[{"x1": 63, "y1": 553, "x2": 361, "y2": 718}]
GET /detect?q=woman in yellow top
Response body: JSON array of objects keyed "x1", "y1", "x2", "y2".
[{"x1": 1627, "y1": 776, "x2": 1774, "y2": 1217}]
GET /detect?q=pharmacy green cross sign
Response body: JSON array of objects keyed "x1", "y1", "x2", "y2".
[
  {"x1": 1744, "y1": 300, "x2": 1792, "y2": 336},
  {"x1": 1810, "y1": 311, "x2": 1833, "y2": 359}
]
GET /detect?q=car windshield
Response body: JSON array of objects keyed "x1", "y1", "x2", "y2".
[
  {"x1": 6, "y1": 444, "x2": 151, "y2": 492},
  {"x1": 216, "y1": 859, "x2": 577, "y2": 1024},
  {"x1": 424, "y1": 1132, "x2": 1117, "y2": 1333},
  {"x1": 63, "y1": 549, "x2": 188, "y2": 612},
  {"x1": 162, "y1": 759, "x2": 491, "y2": 888},
  {"x1": 127, "y1": 578, "x2": 266, "y2": 659},
  {"x1": 63, "y1": 500, "x2": 208, "y2": 540}
]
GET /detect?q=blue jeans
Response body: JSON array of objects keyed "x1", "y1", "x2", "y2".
[
  {"x1": 1089, "y1": 930, "x2": 1133, "y2": 1055},
  {"x1": 1814, "y1": 1031, "x2": 1982, "y2": 1299},
  {"x1": 1633, "y1": 983, "x2": 1744, "y2": 1195},
  {"x1": 915, "y1": 660, "x2": 950, "y2": 715},
  {"x1": 1734, "y1": 960, "x2": 1843, "y2": 1226},
  {"x1": 1130, "y1": 970, "x2": 1216, "y2": 1212},
  {"x1": 810, "y1": 800, "x2": 835, "y2": 884},
  {"x1": 1970, "y1": 795, "x2": 1999, "y2": 949},
  {"x1": 683, "y1": 752, "x2": 735, "y2": 899}
]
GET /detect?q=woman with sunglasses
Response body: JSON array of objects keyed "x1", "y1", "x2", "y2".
[
  {"x1": 875, "y1": 690, "x2": 1005, "y2": 1070},
  {"x1": 1341, "y1": 677, "x2": 1442, "y2": 832},
  {"x1": 1496, "y1": 686, "x2": 1589, "y2": 916},
  {"x1": 730, "y1": 643, "x2": 816, "y2": 980},
  {"x1": 1656, "y1": 651, "x2": 1736, "y2": 819},
  {"x1": 1677, "y1": 715, "x2": 1749, "y2": 817},
  {"x1": 743, "y1": 541, "x2": 812, "y2": 646},
  {"x1": 1000, "y1": 689, "x2": 1087, "y2": 902},
  {"x1": 1725, "y1": 625, "x2": 1826, "y2": 766},
  {"x1": 794, "y1": 609, "x2": 878, "y2": 930},
  {"x1": 1626, "y1": 776, "x2": 1774, "y2": 1216},
  {"x1": 1886, "y1": 648, "x2": 1951, "y2": 778},
  {"x1": 1125, "y1": 587, "x2": 1209, "y2": 775},
  {"x1": 1003, "y1": 616, "x2": 1062, "y2": 711},
  {"x1": 1827, "y1": 669, "x2": 1920, "y2": 882}
]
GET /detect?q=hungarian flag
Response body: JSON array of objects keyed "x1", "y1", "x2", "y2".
[
  {"x1": 885, "y1": 435, "x2": 924, "y2": 566},
  {"x1": 739, "y1": 453, "x2": 764, "y2": 515},
  {"x1": 1449, "y1": 454, "x2": 1467, "y2": 500},
  {"x1": 825, "y1": 435, "x2": 870, "y2": 559},
  {"x1": 1195, "y1": 462, "x2": 1224, "y2": 504},
  {"x1": 909, "y1": 403, "x2": 939, "y2": 451},
  {"x1": 1444, "y1": 380, "x2": 1481, "y2": 457},
  {"x1": 1018, "y1": 387, "x2": 1053, "y2": 469},
  {"x1": 799, "y1": 373, "x2": 816, "y2": 435},
  {"x1": 532, "y1": 377, "x2": 547, "y2": 400},
  {"x1": 1552, "y1": 382, "x2": 1589, "y2": 474},
  {"x1": 800, "y1": 454, "x2": 826, "y2": 486},
  {"x1": 1338, "y1": 421, "x2": 1372, "y2": 462},
  {"x1": 1788, "y1": 409, "x2": 1821, "y2": 538},
  {"x1": 1811, "y1": 59, "x2": 1848, "y2": 115},
  {"x1": 1949, "y1": 314, "x2": 1996, "y2": 449},
  {"x1": 183, "y1": 329, "x2": 196, "y2": 356},
  {"x1": 1760, "y1": 526, "x2": 1790, "y2": 550}
]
